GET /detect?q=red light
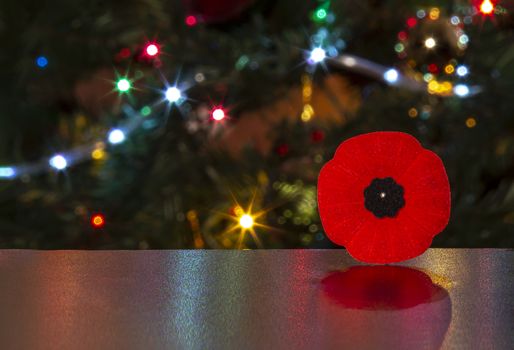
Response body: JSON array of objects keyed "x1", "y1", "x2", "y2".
[
  {"x1": 479, "y1": 0, "x2": 495, "y2": 15},
  {"x1": 398, "y1": 31, "x2": 407, "y2": 41},
  {"x1": 91, "y1": 214, "x2": 105, "y2": 229},
  {"x1": 186, "y1": 15, "x2": 197, "y2": 26},
  {"x1": 212, "y1": 108, "x2": 226, "y2": 121},
  {"x1": 145, "y1": 43, "x2": 159, "y2": 57},
  {"x1": 428, "y1": 64, "x2": 438, "y2": 74},
  {"x1": 406, "y1": 17, "x2": 417, "y2": 28},
  {"x1": 119, "y1": 48, "x2": 131, "y2": 59}
]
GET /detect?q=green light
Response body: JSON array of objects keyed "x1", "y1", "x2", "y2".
[
  {"x1": 394, "y1": 43, "x2": 405, "y2": 53},
  {"x1": 235, "y1": 55, "x2": 249, "y2": 70},
  {"x1": 316, "y1": 8, "x2": 327, "y2": 20},
  {"x1": 140, "y1": 106, "x2": 151, "y2": 116},
  {"x1": 116, "y1": 78, "x2": 131, "y2": 93}
]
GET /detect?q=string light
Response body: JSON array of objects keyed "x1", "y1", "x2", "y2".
[
  {"x1": 185, "y1": 15, "x2": 197, "y2": 26},
  {"x1": 384, "y1": 68, "x2": 399, "y2": 84},
  {"x1": 456, "y1": 65, "x2": 469, "y2": 77},
  {"x1": 36, "y1": 56, "x2": 48, "y2": 68},
  {"x1": 466, "y1": 117, "x2": 477, "y2": 128},
  {"x1": 0, "y1": 167, "x2": 16, "y2": 178},
  {"x1": 424, "y1": 37, "x2": 436, "y2": 49},
  {"x1": 49, "y1": 155, "x2": 67, "y2": 170},
  {"x1": 116, "y1": 78, "x2": 131, "y2": 93},
  {"x1": 212, "y1": 108, "x2": 226, "y2": 121},
  {"x1": 108, "y1": 128, "x2": 126, "y2": 144},
  {"x1": 165, "y1": 86, "x2": 182, "y2": 103},
  {"x1": 309, "y1": 47, "x2": 326, "y2": 64},
  {"x1": 91, "y1": 214, "x2": 105, "y2": 229},
  {"x1": 454, "y1": 84, "x2": 470, "y2": 97},
  {"x1": 239, "y1": 214, "x2": 254, "y2": 229},
  {"x1": 144, "y1": 43, "x2": 159, "y2": 57},
  {"x1": 479, "y1": 0, "x2": 495, "y2": 15}
]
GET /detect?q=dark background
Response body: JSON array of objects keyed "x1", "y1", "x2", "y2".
[{"x1": 0, "y1": 0, "x2": 513, "y2": 249}]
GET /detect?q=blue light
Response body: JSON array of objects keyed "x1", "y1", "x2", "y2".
[
  {"x1": 454, "y1": 84, "x2": 470, "y2": 97},
  {"x1": 108, "y1": 129, "x2": 126, "y2": 144},
  {"x1": 165, "y1": 86, "x2": 182, "y2": 103},
  {"x1": 49, "y1": 155, "x2": 67, "y2": 170},
  {"x1": 308, "y1": 48, "x2": 326, "y2": 64},
  {"x1": 384, "y1": 68, "x2": 399, "y2": 84},
  {"x1": 456, "y1": 65, "x2": 469, "y2": 77},
  {"x1": 36, "y1": 56, "x2": 48, "y2": 68},
  {"x1": 0, "y1": 167, "x2": 15, "y2": 178}
]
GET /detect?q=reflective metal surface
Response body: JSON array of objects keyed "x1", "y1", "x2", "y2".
[{"x1": 0, "y1": 249, "x2": 512, "y2": 349}]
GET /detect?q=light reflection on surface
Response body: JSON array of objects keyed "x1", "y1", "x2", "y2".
[
  {"x1": 0, "y1": 249, "x2": 512, "y2": 349},
  {"x1": 320, "y1": 266, "x2": 451, "y2": 349}
]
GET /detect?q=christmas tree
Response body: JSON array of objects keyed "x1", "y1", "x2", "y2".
[{"x1": 0, "y1": 0, "x2": 513, "y2": 249}]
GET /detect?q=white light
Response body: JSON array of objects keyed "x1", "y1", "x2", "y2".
[
  {"x1": 454, "y1": 84, "x2": 470, "y2": 97},
  {"x1": 108, "y1": 129, "x2": 126, "y2": 144},
  {"x1": 342, "y1": 57, "x2": 356, "y2": 67},
  {"x1": 458, "y1": 34, "x2": 469, "y2": 45},
  {"x1": 212, "y1": 108, "x2": 225, "y2": 121},
  {"x1": 456, "y1": 65, "x2": 469, "y2": 77},
  {"x1": 49, "y1": 155, "x2": 67, "y2": 170},
  {"x1": 309, "y1": 47, "x2": 326, "y2": 64},
  {"x1": 384, "y1": 68, "x2": 399, "y2": 84},
  {"x1": 165, "y1": 86, "x2": 182, "y2": 103},
  {"x1": 425, "y1": 37, "x2": 436, "y2": 49},
  {"x1": 239, "y1": 214, "x2": 254, "y2": 229},
  {"x1": 0, "y1": 167, "x2": 15, "y2": 178},
  {"x1": 145, "y1": 44, "x2": 159, "y2": 56},
  {"x1": 450, "y1": 16, "x2": 460, "y2": 25}
]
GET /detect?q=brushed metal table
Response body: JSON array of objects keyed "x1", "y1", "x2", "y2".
[{"x1": 0, "y1": 249, "x2": 512, "y2": 349}]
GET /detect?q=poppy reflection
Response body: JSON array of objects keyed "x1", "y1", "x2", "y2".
[{"x1": 319, "y1": 265, "x2": 452, "y2": 349}]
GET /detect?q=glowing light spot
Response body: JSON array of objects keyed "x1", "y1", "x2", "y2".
[
  {"x1": 445, "y1": 65, "x2": 455, "y2": 74},
  {"x1": 185, "y1": 15, "x2": 197, "y2": 26},
  {"x1": 408, "y1": 108, "x2": 418, "y2": 118},
  {"x1": 0, "y1": 167, "x2": 15, "y2": 178},
  {"x1": 458, "y1": 34, "x2": 469, "y2": 45},
  {"x1": 383, "y1": 68, "x2": 399, "y2": 84},
  {"x1": 425, "y1": 37, "x2": 436, "y2": 49},
  {"x1": 309, "y1": 47, "x2": 326, "y2": 64},
  {"x1": 407, "y1": 17, "x2": 417, "y2": 27},
  {"x1": 49, "y1": 155, "x2": 67, "y2": 170},
  {"x1": 145, "y1": 43, "x2": 159, "y2": 57},
  {"x1": 212, "y1": 108, "x2": 226, "y2": 121},
  {"x1": 450, "y1": 16, "x2": 460, "y2": 25},
  {"x1": 165, "y1": 86, "x2": 182, "y2": 103},
  {"x1": 116, "y1": 78, "x2": 131, "y2": 93},
  {"x1": 91, "y1": 214, "x2": 105, "y2": 228},
  {"x1": 36, "y1": 56, "x2": 48, "y2": 68},
  {"x1": 429, "y1": 7, "x2": 440, "y2": 20},
  {"x1": 315, "y1": 8, "x2": 327, "y2": 21},
  {"x1": 466, "y1": 117, "x2": 477, "y2": 128},
  {"x1": 108, "y1": 129, "x2": 125, "y2": 144},
  {"x1": 91, "y1": 148, "x2": 106, "y2": 160},
  {"x1": 416, "y1": 10, "x2": 426, "y2": 19},
  {"x1": 140, "y1": 106, "x2": 152, "y2": 116},
  {"x1": 239, "y1": 214, "x2": 254, "y2": 229},
  {"x1": 454, "y1": 84, "x2": 470, "y2": 97},
  {"x1": 456, "y1": 65, "x2": 469, "y2": 77},
  {"x1": 480, "y1": 0, "x2": 494, "y2": 15}
]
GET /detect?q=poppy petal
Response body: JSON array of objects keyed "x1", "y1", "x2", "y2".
[{"x1": 318, "y1": 132, "x2": 451, "y2": 264}]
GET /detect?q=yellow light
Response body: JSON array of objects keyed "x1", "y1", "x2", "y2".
[
  {"x1": 408, "y1": 108, "x2": 418, "y2": 118},
  {"x1": 480, "y1": 0, "x2": 494, "y2": 15},
  {"x1": 239, "y1": 214, "x2": 254, "y2": 229},
  {"x1": 444, "y1": 65, "x2": 455, "y2": 74},
  {"x1": 466, "y1": 117, "x2": 477, "y2": 128},
  {"x1": 301, "y1": 104, "x2": 314, "y2": 122},
  {"x1": 428, "y1": 80, "x2": 439, "y2": 94},
  {"x1": 429, "y1": 8, "x2": 440, "y2": 20},
  {"x1": 425, "y1": 37, "x2": 436, "y2": 49},
  {"x1": 91, "y1": 148, "x2": 106, "y2": 160}
]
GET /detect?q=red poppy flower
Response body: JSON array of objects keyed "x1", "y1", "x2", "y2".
[{"x1": 317, "y1": 132, "x2": 451, "y2": 263}]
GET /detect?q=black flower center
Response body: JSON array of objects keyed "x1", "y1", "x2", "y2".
[{"x1": 364, "y1": 177, "x2": 405, "y2": 218}]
